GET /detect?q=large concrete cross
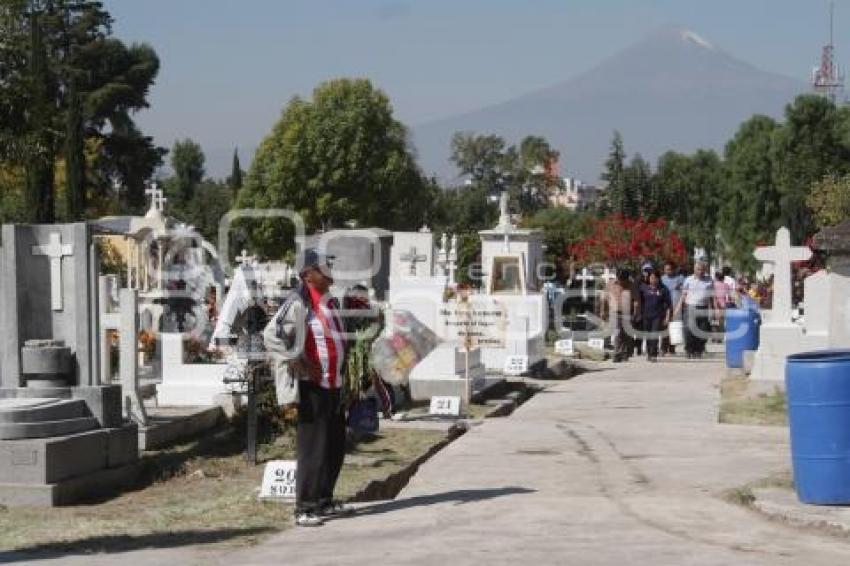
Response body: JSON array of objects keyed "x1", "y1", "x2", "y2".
[
  {"x1": 754, "y1": 227, "x2": 812, "y2": 325},
  {"x1": 32, "y1": 232, "x2": 74, "y2": 311},
  {"x1": 401, "y1": 247, "x2": 428, "y2": 276}
]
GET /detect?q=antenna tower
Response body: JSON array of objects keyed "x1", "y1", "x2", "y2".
[{"x1": 813, "y1": 2, "x2": 845, "y2": 103}]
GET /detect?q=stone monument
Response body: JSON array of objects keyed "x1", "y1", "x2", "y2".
[
  {"x1": 749, "y1": 227, "x2": 816, "y2": 383},
  {"x1": 0, "y1": 223, "x2": 138, "y2": 506},
  {"x1": 477, "y1": 193, "x2": 547, "y2": 372}
]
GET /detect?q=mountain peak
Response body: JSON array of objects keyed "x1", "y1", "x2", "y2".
[
  {"x1": 680, "y1": 29, "x2": 715, "y2": 50},
  {"x1": 647, "y1": 24, "x2": 717, "y2": 51}
]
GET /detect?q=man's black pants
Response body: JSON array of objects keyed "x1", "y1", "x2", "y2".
[
  {"x1": 683, "y1": 305, "x2": 710, "y2": 355},
  {"x1": 296, "y1": 381, "x2": 346, "y2": 514}
]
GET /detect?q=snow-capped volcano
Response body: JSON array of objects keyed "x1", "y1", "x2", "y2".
[{"x1": 412, "y1": 26, "x2": 806, "y2": 182}]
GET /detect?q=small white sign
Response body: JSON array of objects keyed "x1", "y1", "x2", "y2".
[
  {"x1": 588, "y1": 338, "x2": 606, "y2": 350},
  {"x1": 429, "y1": 396, "x2": 461, "y2": 416},
  {"x1": 504, "y1": 355, "x2": 529, "y2": 376},
  {"x1": 554, "y1": 339, "x2": 574, "y2": 356},
  {"x1": 259, "y1": 460, "x2": 297, "y2": 500}
]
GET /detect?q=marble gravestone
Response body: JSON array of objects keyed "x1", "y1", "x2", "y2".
[
  {"x1": 0, "y1": 223, "x2": 138, "y2": 506},
  {"x1": 805, "y1": 220, "x2": 850, "y2": 348},
  {"x1": 749, "y1": 227, "x2": 816, "y2": 383},
  {"x1": 300, "y1": 228, "x2": 393, "y2": 300}
]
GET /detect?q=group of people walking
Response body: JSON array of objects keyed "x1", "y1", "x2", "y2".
[{"x1": 605, "y1": 260, "x2": 738, "y2": 362}]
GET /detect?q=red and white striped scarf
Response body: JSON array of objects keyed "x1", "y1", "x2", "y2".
[{"x1": 304, "y1": 286, "x2": 346, "y2": 389}]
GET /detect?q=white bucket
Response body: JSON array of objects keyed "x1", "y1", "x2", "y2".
[{"x1": 668, "y1": 321, "x2": 684, "y2": 346}]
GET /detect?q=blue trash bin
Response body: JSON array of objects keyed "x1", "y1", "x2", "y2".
[
  {"x1": 725, "y1": 304, "x2": 760, "y2": 369},
  {"x1": 786, "y1": 350, "x2": 850, "y2": 504}
]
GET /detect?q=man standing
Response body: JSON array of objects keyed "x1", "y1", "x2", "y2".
[
  {"x1": 661, "y1": 262, "x2": 685, "y2": 355},
  {"x1": 673, "y1": 261, "x2": 715, "y2": 359},
  {"x1": 264, "y1": 249, "x2": 351, "y2": 527},
  {"x1": 608, "y1": 269, "x2": 634, "y2": 363}
]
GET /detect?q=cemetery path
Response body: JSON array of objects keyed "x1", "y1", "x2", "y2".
[{"x1": 18, "y1": 359, "x2": 850, "y2": 565}]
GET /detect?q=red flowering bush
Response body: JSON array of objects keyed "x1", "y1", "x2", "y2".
[{"x1": 568, "y1": 215, "x2": 687, "y2": 268}]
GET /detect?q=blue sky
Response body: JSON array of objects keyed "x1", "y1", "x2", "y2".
[{"x1": 106, "y1": 0, "x2": 846, "y2": 176}]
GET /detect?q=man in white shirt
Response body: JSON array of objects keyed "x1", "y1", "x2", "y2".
[{"x1": 672, "y1": 261, "x2": 715, "y2": 359}]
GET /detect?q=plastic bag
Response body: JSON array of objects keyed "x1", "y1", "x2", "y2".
[{"x1": 370, "y1": 310, "x2": 439, "y2": 386}]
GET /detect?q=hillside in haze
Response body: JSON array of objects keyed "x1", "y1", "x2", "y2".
[{"x1": 411, "y1": 25, "x2": 808, "y2": 183}]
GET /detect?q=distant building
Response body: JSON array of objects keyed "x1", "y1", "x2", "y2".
[{"x1": 549, "y1": 177, "x2": 603, "y2": 210}]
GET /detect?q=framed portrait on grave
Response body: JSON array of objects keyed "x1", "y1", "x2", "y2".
[{"x1": 489, "y1": 254, "x2": 526, "y2": 295}]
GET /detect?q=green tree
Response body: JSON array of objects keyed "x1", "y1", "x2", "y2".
[
  {"x1": 169, "y1": 138, "x2": 205, "y2": 203},
  {"x1": 601, "y1": 131, "x2": 631, "y2": 217},
  {"x1": 772, "y1": 95, "x2": 850, "y2": 242},
  {"x1": 64, "y1": 79, "x2": 85, "y2": 219},
  {"x1": 720, "y1": 115, "x2": 780, "y2": 270},
  {"x1": 450, "y1": 132, "x2": 559, "y2": 216},
  {"x1": 229, "y1": 148, "x2": 243, "y2": 197},
  {"x1": 653, "y1": 149, "x2": 723, "y2": 260},
  {"x1": 807, "y1": 173, "x2": 850, "y2": 229},
  {"x1": 238, "y1": 78, "x2": 432, "y2": 257},
  {"x1": 0, "y1": 0, "x2": 163, "y2": 217},
  {"x1": 431, "y1": 183, "x2": 497, "y2": 234},
  {"x1": 625, "y1": 153, "x2": 651, "y2": 218},
  {"x1": 450, "y1": 132, "x2": 509, "y2": 189},
  {"x1": 524, "y1": 207, "x2": 591, "y2": 279},
  {"x1": 517, "y1": 135, "x2": 560, "y2": 212},
  {"x1": 24, "y1": 7, "x2": 56, "y2": 222}
]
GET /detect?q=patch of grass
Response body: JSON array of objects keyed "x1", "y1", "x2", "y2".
[
  {"x1": 575, "y1": 344, "x2": 607, "y2": 362},
  {"x1": 719, "y1": 377, "x2": 787, "y2": 426},
  {"x1": 725, "y1": 486, "x2": 756, "y2": 506},
  {"x1": 724, "y1": 470, "x2": 794, "y2": 508},
  {"x1": 0, "y1": 426, "x2": 448, "y2": 555},
  {"x1": 336, "y1": 428, "x2": 447, "y2": 499},
  {"x1": 404, "y1": 402, "x2": 492, "y2": 420}
]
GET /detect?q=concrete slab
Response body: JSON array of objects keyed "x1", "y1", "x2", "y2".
[
  {"x1": 138, "y1": 406, "x2": 224, "y2": 451},
  {"x1": 752, "y1": 487, "x2": 850, "y2": 535},
  {"x1": 0, "y1": 462, "x2": 139, "y2": 506}
]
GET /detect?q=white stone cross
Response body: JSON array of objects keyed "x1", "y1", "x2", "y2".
[
  {"x1": 577, "y1": 267, "x2": 595, "y2": 301},
  {"x1": 401, "y1": 246, "x2": 428, "y2": 276},
  {"x1": 235, "y1": 249, "x2": 256, "y2": 268},
  {"x1": 145, "y1": 183, "x2": 166, "y2": 212},
  {"x1": 32, "y1": 232, "x2": 74, "y2": 311},
  {"x1": 448, "y1": 235, "x2": 458, "y2": 286},
  {"x1": 754, "y1": 227, "x2": 812, "y2": 325}
]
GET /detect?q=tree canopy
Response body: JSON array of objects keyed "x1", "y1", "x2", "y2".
[
  {"x1": 237, "y1": 78, "x2": 434, "y2": 257},
  {"x1": 0, "y1": 0, "x2": 163, "y2": 221}
]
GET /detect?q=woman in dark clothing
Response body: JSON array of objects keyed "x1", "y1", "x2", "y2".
[{"x1": 639, "y1": 270, "x2": 672, "y2": 362}]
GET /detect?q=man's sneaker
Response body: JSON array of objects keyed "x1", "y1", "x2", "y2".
[
  {"x1": 319, "y1": 501, "x2": 355, "y2": 518},
  {"x1": 295, "y1": 512, "x2": 324, "y2": 527}
]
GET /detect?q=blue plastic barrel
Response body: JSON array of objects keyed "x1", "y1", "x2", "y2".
[
  {"x1": 786, "y1": 350, "x2": 850, "y2": 504},
  {"x1": 725, "y1": 305, "x2": 760, "y2": 368}
]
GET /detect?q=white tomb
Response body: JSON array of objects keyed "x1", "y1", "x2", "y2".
[
  {"x1": 750, "y1": 227, "x2": 816, "y2": 383},
  {"x1": 479, "y1": 193, "x2": 544, "y2": 293},
  {"x1": 476, "y1": 193, "x2": 547, "y2": 372}
]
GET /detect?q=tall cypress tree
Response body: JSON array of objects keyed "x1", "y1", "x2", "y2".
[
  {"x1": 25, "y1": 9, "x2": 55, "y2": 223},
  {"x1": 64, "y1": 79, "x2": 85, "y2": 219},
  {"x1": 602, "y1": 131, "x2": 627, "y2": 217},
  {"x1": 230, "y1": 148, "x2": 243, "y2": 197}
]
